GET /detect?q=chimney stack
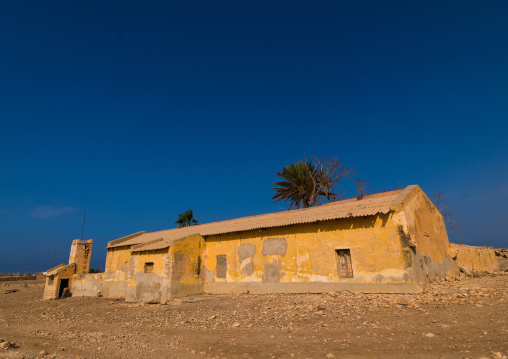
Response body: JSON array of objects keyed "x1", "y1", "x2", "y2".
[{"x1": 68, "y1": 239, "x2": 93, "y2": 274}]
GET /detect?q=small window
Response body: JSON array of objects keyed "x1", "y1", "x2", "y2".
[
  {"x1": 48, "y1": 276, "x2": 54, "y2": 285},
  {"x1": 336, "y1": 249, "x2": 353, "y2": 278},
  {"x1": 144, "y1": 262, "x2": 154, "y2": 273}
]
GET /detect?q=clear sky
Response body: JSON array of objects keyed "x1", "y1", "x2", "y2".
[{"x1": 1, "y1": 1, "x2": 507, "y2": 273}]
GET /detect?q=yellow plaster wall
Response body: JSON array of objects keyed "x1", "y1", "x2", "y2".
[
  {"x1": 202, "y1": 214, "x2": 409, "y2": 284},
  {"x1": 43, "y1": 275, "x2": 60, "y2": 299},
  {"x1": 131, "y1": 249, "x2": 168, "y2": 276},
  {"x1": 105, "y1": 246, "x2": 132, "y2": 279}
]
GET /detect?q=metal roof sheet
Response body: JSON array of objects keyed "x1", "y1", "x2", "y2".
[
  {"x1": 108, "y1": 188, "x2": 405, "y2": 250},
  {"x1": 130, "y1": 238, "x2": 172, "y2": 252}
]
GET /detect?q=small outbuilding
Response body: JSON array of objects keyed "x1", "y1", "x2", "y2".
[{"x1": 43, "y1": 239, "x2": 92, "y2": 299}]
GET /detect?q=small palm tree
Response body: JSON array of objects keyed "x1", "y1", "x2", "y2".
[{"x1": 175, "y1": 209, "x2": 199, "y2": 227}]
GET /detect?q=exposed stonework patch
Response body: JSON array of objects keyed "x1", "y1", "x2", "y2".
[
  {"x1": 133, "y1": 272, "x2": 162, "y2": 303},
  {"x1": 263, "y1": 263, "x2": 284, "y2": 283},
  {"x1": 239, "y1": 243, "x2": 256, "y2": 276},
  {"x1": 202, "y1": 266, "x2": 215, "y2": 282},
  {"x1": 172, "y1": 252, "x2": 187, "y2": 280},
  {"x1": 241, "y1": 262, "x2": 255, "y2": 276},
  {"x1": 216, "y1": 255, "x2": 228, "y2": 279},
  {"x1": 128, "y1": 257, "x2": 136, "y2": 278},
  {"x1": 238, "y1": 243, "x2": 256, "y2": 262},
  {"x1": 262, "y1": 238, "x2": 287, "y2": 256},
  {"x1": 407, "y1": 250, "x2": 459, "y2": 284}
]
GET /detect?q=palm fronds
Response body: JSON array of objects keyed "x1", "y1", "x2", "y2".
[{"x1": 175, "y1": 209, "x2": 199, "y2": 227}]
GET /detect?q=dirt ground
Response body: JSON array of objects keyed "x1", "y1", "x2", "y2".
[{"x1": 0, "y1": 275, "x2": 507, "y2": 359}]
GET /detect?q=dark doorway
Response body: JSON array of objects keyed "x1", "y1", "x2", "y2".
[
  {"x1": 336, "y1": 249, "x2": 353, "y2": 278},
  {"x1": 59, "y1": 278, "x2": 69, "y2": 297}
]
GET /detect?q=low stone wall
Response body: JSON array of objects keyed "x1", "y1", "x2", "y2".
[
  {"x1": 449, "y1": 244, "x2": 499, "y2": 276},
  {"x1": 125, "y1": 272, "x2": 171, "y2": 303},
  {"x1": 72, "y1": 273, "x2": 130, "y2": 299},
  {"x1": 72, "y1": 273, "x2": 104, "y2": 297}
]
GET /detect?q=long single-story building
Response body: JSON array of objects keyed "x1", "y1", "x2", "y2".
[{"x1": 45, "y1": 185, "x2": 498, "y2": 302}]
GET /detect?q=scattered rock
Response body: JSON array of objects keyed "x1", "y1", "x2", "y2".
[
  {"x1": 425, "y1": 333, "x2": 435, "y2": 338},
  {"x1": 0, "y1": 341, "x2": 13, "y2": 350},
  {"x1": 490, "y1": 352, "x2": 507, "y2": 359},
  {"x1": 460, "y1": 266, "x2": 472, "y2": 277}
]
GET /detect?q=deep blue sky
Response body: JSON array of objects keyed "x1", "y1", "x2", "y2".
[{"x1": 1, "y1": 1, "x2": 507, "y2": 272}]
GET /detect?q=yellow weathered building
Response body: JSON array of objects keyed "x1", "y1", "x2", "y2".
[{"x1": 49, "y1": 185, "x2": 498, "y2": 302}]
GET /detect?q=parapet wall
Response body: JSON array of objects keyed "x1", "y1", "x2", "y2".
[{"x1": 449, "y1": 244, "x2": 499, "y2": 275}]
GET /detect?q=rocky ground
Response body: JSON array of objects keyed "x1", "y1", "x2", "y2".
[{"x1": 0, "y1": 275, "x2": 507, "y2": 359}]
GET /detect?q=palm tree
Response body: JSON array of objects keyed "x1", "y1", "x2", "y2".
[
  {"x1": 272, "y1": 155, "x2": 354, "y2": 210},
  {"x1": 175, "y1": 209, "x2": 199, "y2": 227},
  {"x1": 271, "y1": 162, "x2": 320, "y2": 210}
]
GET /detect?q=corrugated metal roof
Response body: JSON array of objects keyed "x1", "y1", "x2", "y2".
[
  {"x1": 107, "y1": 231, "x2": 147, "y2": 248},
  {"x1": 108, "y1": 188, "x2": 405, "y2": 249},
  {"x1": 131, "y1": 238, "x2": 170, "y2": 252},
  {"x1": 131, "y1": 239, "x2": 172, "y2": 252}
]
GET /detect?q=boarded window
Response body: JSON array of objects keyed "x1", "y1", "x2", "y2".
[
  {"x1": 216, "y1": 255, "x2": 227, "y2": 279},
  {"x1": 144, "y1": 262, "x2": 154, "y2": 273},
  {"x1": 336, "y1": 249, "x2": 353, "y2": 278},
  {"x1": 48, "y1": 276, "x2": 54, "y2": 285}
]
